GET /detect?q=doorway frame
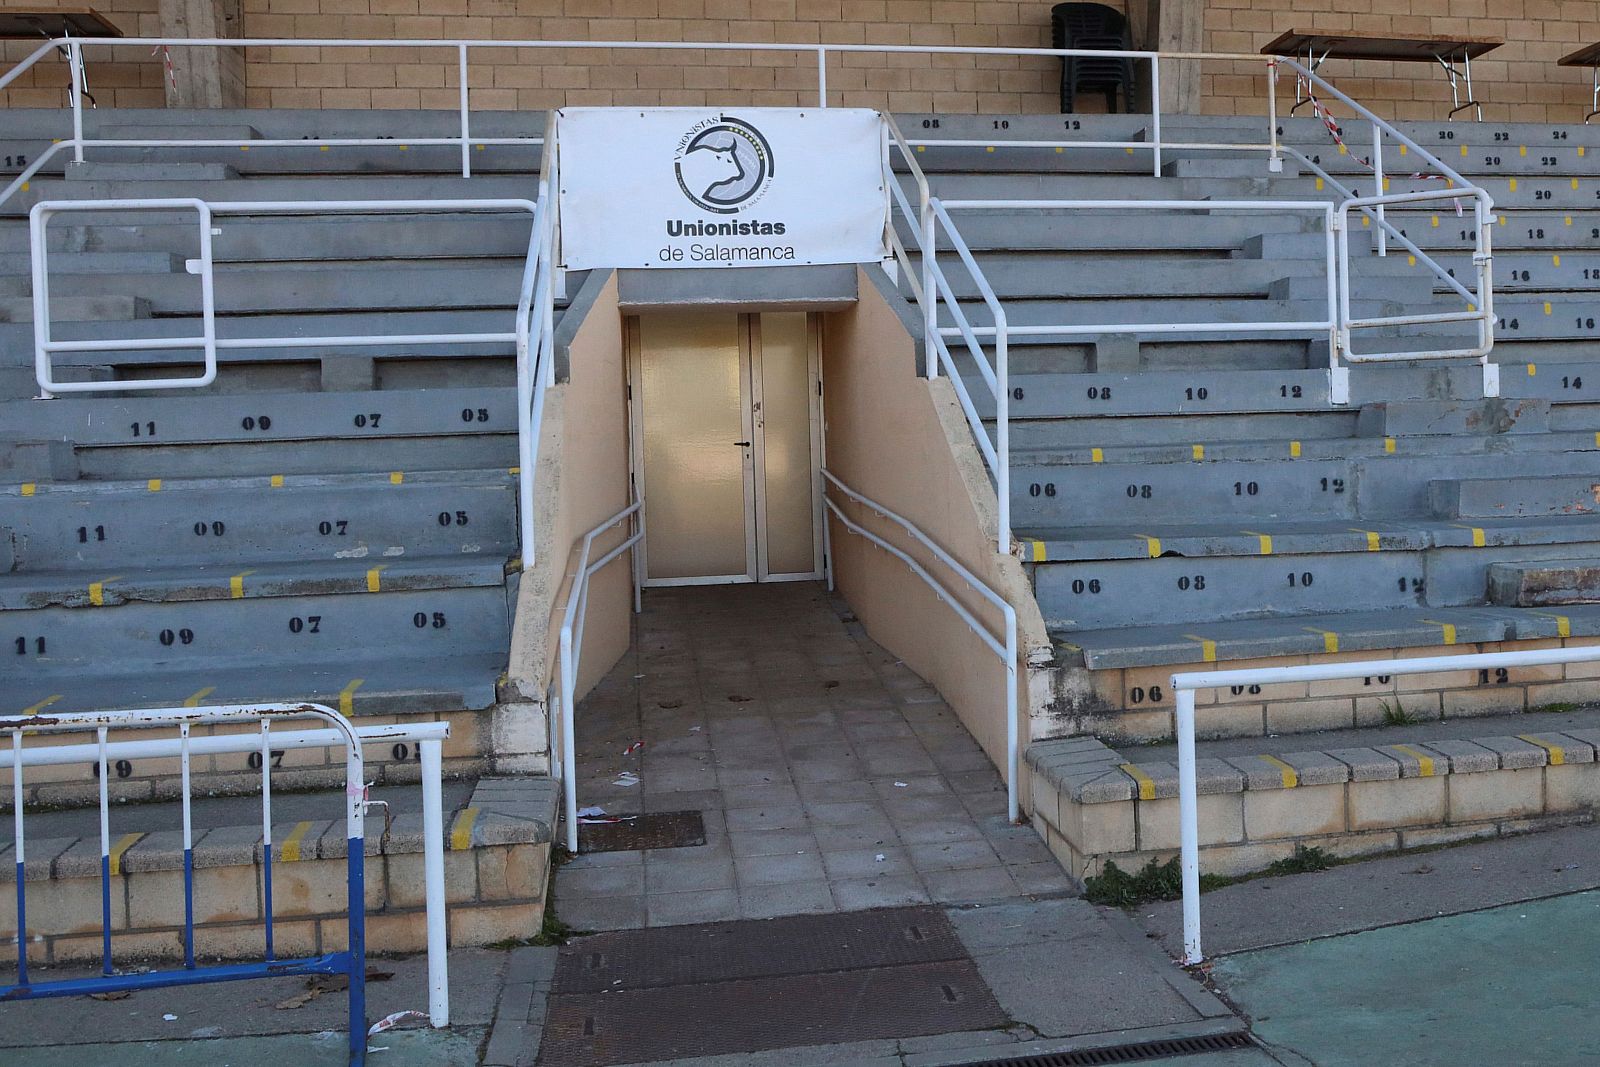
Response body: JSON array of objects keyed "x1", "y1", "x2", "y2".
[{"x1": 627, "y1": 311, "x2": 825, "y2": 587}]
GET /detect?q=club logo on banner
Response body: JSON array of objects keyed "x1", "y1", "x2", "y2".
[{"x1": 557, "y1": 108, "x2": 889, "y2": 270}]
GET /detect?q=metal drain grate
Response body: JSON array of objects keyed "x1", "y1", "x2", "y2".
[
  {"x1": 576, "y1": 809, "x2": 706, "y2": 853},
  {"x1": 952, "y1": 1031, "x2": 1255, "y2": 1067}
]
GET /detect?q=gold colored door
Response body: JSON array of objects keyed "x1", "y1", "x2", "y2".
[{"x1": 631, "y1": 312, "x2": 821, "y2": 586}]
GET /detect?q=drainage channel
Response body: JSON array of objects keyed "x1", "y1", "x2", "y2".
[{"x1": 951, "y1": 1031, "x2": 1257, "y2": 1066}]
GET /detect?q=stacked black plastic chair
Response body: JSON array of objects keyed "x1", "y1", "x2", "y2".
[{"x1": 1051, "y1": 3, "x2": 1135, "y2": 113}]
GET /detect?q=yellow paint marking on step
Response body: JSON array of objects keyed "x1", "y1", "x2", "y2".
[
  {"x1": 1528, "y1": 363, "x2": 1537, "y2": 376},
  {"x1": 366, "y1": 566, "x2": 385, "y2": 593},
  {"x1": 1090, "y1": 447, "x2": 1104, "y2": 463},
  {"x1": 229, "y1": 570, "x2": 254, "y2": 599},
  {"x1": 985, "y1": 146, "x2": 994, "y2": 153},
  {"x1": 1183, "y1": 635, "x2": 1218, "y2": 662},
  {"x1": 147, "y1": 479, "x2": 162, "y2": 492},
  {"x1": 184, "y1": 687, "x2": 215, "y2": 708},
  {"x1": 1303, "y1": 627, "x2": 1339, "y2": 653},
  {"x1": 108, "y1": 832, "x2": 144, "y2": 876},
  {"x1": 450, "y1": 807, "x2": 480, "y2": 851},
  {"x1": 1055, "y1": 147, "x2": 1063, "y2": 154},
  {"x1": 1460, "y1": 145, "x2": 1468, "y2": 158},
  {"x1": 1031, "y1": 540, "x2": 1046, "y2": 563},
  {"x1": 23, "y1": 695, "x2": 62, "y2": 715},
  {"x1": 1509, "y1": 179, "x2": 1518, "y2": 193},
  {"x1": 1315, "y1": 177, "x2": 1324, "y2": 191},
  {"x1": 1555, "y1": 254, "x2": 1563, "y2": 268},
  {"x1": 389, "y1": 472, "x2": 404, "y2": 485},
  {"x1": 1545, "y1": 301, "x2": 1553, "y2": 315},
  {"x1": 20, "y1": 483, "x2": 35, "y2": 497},
  {"x1": 1519, "y1": 146, "x2": 1528, "y2": 157},
  {"x1": 1408, "y1": 254, "x2": 1416, "y2": 266},
  {"x1": 1135, "y1": 534, "x2": 1162, "y2": 558},
  {"x1": 508, "y1": 466, "x2": 520, "y2": 476},
  {"x1": 1289, "y1": 441, "x2": 1301, "y2": 458},
  {"x1": 1430, "y1": 215, "x2": 1439, "y2": 227},
  {"x1": 1339, "y1": 144, "x2": 1347, "y2": 156},
  {"x1": 1499, "y1": 215, "x2": 1506, "y2": 225},
  {"x1": 1422, "y1": 618, "x2": 1458, "y2": 644},
  {"x1": 1594, "y1": 431, "x2": 1600, "y2": 449},
  {"x1": 1259, "y1": 754, "x2": 1299, "y2": 788},
  {"x1": 320, "y1": 145, "x2": 329, "y2": 151},
  {"x1": 339, "y1": 678, "x2": 364, "y2": 717},
  {"x1": 1519, "y1": 735, "x2": 1565, "y2": 765},
  {"x1": 270, "y1": 474, "x2": 285, "y2": 488},
  {"x1": 1120, "y1": 764, "x2": 1157, "y2": 801},
  {"x1": 1384, "y1": 437, "x2": 1397, "y2": 454},
  {"x1": 1532, "y1": 611, "x2": 1572, "y2": 638},
  {"x1": 280, "y1": 821, "x2": 314, "y2": 862},
  {"x1": 916, "y1": 145, "x2": 924, "y2": 152},
  {"x1": 1242, "y1": 530, "x2": 1273, "y2": 555},
  {"x1": 1388, "y1": 744, "x2": 1435, "y2": 777},
  {"x1": 1362, "y1": 215, "x2": 1370, "y2": 227},
  {"x1": 1191, "y1": 444, "x2": 1204, "y2": 461},
  {"x1": 1452, "y1": 524, "x2": 1486, "y2": 547},
  {"x1": 88, "y1": 577, "x2": 121, "y2": 607},
  {"x1": 1399, "y1": 144, "x2": 1407, "y2": 156},
  {"x1": 1566, "y1": 216, "x2": 1574, "y2": 225},
  {"x1": 1353, "y1": 528, "x2": 1382, "y2": 552}
]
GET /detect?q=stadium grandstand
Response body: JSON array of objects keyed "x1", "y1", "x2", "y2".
[{"x1": 5, "y1": 2, "x2": 1600, "y2": 1064}]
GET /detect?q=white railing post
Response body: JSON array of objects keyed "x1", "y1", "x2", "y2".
[
  {"x1": 1267, "y1": 59, "x2": 1283, "y2": 172},
  {"x1": 922, "y1": 204, "x2": 937, "y2": 378},
  {"x1": 419, "y1": 738, "x2": 449, "y2": 1028},
  {"x1": 816, "y1": 46, "x2": 827, "y2": 107},
  {"x1": 558, "y1": 627, "x2": 578, "y2": 854},
  {"x1": 458, "y1": 44, "x2": 471, "y2": 178},
  {"x1": 68, "y1": 40, "x2": 84, "y2": 163},
  {"x1": 1150, "y1": 56, "x2": 1163, "y2": 177},
  {"x1": 1372, "y1": 124, "x2": 1387, "y2": 256},
  {"x1": 1174, "y1": 685, "x2": 1202, "y2": 966},
  {"x1": 995, "y1": 319, "x2": 1010, "y2": 555}
]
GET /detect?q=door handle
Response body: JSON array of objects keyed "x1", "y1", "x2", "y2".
[{"x1": 733, "y1": 440, "x2": 751, "y2": 446}]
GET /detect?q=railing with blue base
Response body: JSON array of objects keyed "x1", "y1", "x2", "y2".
[{"x1": 0, "y1": 703, "x2": 451, "y2": 1067}]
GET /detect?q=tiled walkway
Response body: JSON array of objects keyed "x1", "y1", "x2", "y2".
[{"x1": 553, "y1": 582, "x2": 1069, "y2": 931}]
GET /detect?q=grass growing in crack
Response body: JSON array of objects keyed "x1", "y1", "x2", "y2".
[
  {"x1": 1082, "y1": 858, "x2": 1229, "y2": 907},
  {"x1": 1085, "y1": 847, "x2": 1341, "y2": 907},
  {"x1": 1262, "y1": 844, "x2": 1337, "y2": 877},
  {"x1": 1532, "y1": 702, "x2": 1580, "y2": 714},
  {"x1": 1380, "y1": 698, "x2": 1420, "y2": 727}
]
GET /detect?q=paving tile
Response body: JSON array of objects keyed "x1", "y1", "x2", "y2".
[
  {"x1": 646, "y1": 889, "x2": 741, "y2": 927},
  {"x1": 729, "y1": 828, "x2": 821, "y2": 858},
  {"x1": 645, "y1": 853, "x2": 737, "y2": 894},
  {"x1": 721, "y1": 783, "x2": 805, "y2": 810},
  {"x1": 811, "y1": 821, "x2": 902, "y2": 851},
  {"x1": 922, "y1": 866, "x2": 1022, "y2": 905},
  {"x1": 558, "y1": 894, "x2": 647, "y2": 932},
  {"x1": 820, "y1": 846, "x2": 915, "y2": 880},
  {"x1": 735, "y1": 850, "x2": 828, "y2": 887},
  {"x1": 1007, "y1": 861, "x2": 1076, "y2": 896},
  {"x1": 725, "y1": 805, "x2": 810, "y2": 832},
  {"x1": 829, "y1": 875, "x2": 932, "y2": 910},
  {"x1": 555, "y1": 864, "x2": 646, "y2": 898},
  {"x1": 907, "y1": 838, "x2": 1002, "y2": 872},
  {"x1": 738, "y1": 879, "x2": 836, "y2": 919}
]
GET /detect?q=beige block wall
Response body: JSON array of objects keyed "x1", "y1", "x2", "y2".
[
  {"x1": 505, "y1": 272, "x2": 633, "y2": 761},
  {"x1": 6, "y1": 0, "x2": 1597, "y2": 121},
  {"x1": 822, "y1": 268, "x2": 1049, "y2": 789},
  {"x1": 1, "y1": 0, "x2": 166, "y2": 108},
  {"x1": 1204, "y1": 1, "x2": 1600, "y2": 123}
]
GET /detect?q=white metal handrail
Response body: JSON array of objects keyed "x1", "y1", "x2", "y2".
[
  {"x1": 30, "y1": 196, "x2": 541, "y2": 395},
  {"x1": 552, "y1": 498, "x2": 645, "y2": 854},
  {"x1": 821, "y1": 471, "x2": 1018, "y2": 822},
  {"x1": 1169, "y1": 644, "x2": 1600, "y2": 966}
]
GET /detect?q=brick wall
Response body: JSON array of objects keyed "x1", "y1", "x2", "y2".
[
  {"x1": 0, "y1": 0, "x2": 166, "y2": 108},
  {"x1": 5, "y1": 2, "x2": 1600, "y2": 131},
  {"x1": 1203, "y1": 1, "x2": 1600, "y2": 124}
]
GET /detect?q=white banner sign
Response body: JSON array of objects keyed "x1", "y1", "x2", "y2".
[{"x1": 557, "y1": 107, "x2": 888, "y2": 270}]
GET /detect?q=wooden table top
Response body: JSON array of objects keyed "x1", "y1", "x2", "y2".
[
  {"x1": 1263, "y1": 29, "x2": 1503, "y2": 63},
  {"x1": 0, "y1": 7, "x2": 121, "y2": 39}
]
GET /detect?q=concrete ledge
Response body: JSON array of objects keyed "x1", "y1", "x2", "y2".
[
  {"x1": 1028, "y1": 729, "x2": 1600, "y2": 882},
  {"x1": 0, "y1": 776, "x2": 557, "y2": 964}
]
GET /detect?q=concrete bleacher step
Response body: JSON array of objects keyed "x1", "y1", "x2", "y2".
[
  {"x1": 7, "y1": 582, "x2": 511, "y2": 670},
  {"x1": 1051, "y1": 605, "x2": 1584, "y2": 670},
  {"x1": 12, "y1": 652, "x2": 506, "y2": 720},
  {"x1": 974, "y1": 368, "x2": 1332, "y2": 419},
  {"x1": 1433, "y1": 475, "x2": 1600, "y2": 519},
  {"x1": 5, "y1": 174, "x2": 539, "y2": 215},
  {"x1": 894, "y1": 211, "x2": 1315, "y2": 253},
  {"x1": 97, "y1": 123, "x2": 262, "y2": 141},
  {"x1": 1356, "y1": 398, "x2": 1550, "y2": 436},
  {"x1": 0, "y1": 555, "x2": 508, "y2": 610},
  {"x1": 1489, "y1": 558, "x2": 1600, "y2": 607},
  {"x1": 0, "y1": 251, "x2": 184, "y2": 276},
  {"x1": 3, "y1": 469, "x2": 515, "y2": 570},
  {"x1": 64, "y1": 161, "x2": 239, "y2": 182},
  {"x1": 0, "y1": 294, "x2": 149, "y2": 323},
  {"x1": 1, "y1": 263, "x2": 527, "y2": 316},
  {"x1": 71, "y1": 432, "x2": 516, "y2": 481},
  {"x1": 0, "y1": 386, "x2": 517, "y2": 446}
]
